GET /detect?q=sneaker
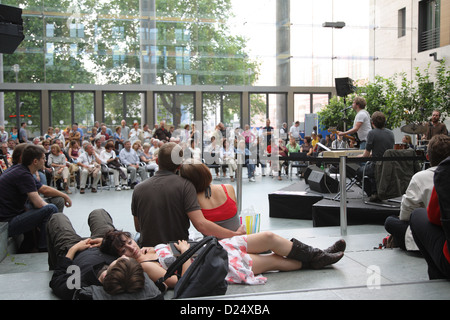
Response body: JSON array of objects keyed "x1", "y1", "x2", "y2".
[
  {"x1": 115, "y1": 186, "x2": 122, "y2": 191},
  {"x1": 122, "y1": 185, "x2": 130, "y2": 190},
  {"x1": 249, "y1": 177, "x2": 256, "y2": 182}
]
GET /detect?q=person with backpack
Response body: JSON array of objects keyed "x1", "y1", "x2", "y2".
[{"x1": 100, "y1": 228, "x2": 345, "y2": 288}]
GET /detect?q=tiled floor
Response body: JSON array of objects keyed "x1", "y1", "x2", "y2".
[{"x1": 1, "y1": 170, "x2": 449, "y2": 300}]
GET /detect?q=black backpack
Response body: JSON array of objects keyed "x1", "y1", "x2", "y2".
[{"x1": 157, "y1": 236, "x2": 229, "y2": 299}]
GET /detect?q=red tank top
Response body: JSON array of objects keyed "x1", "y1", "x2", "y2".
[{"x1": 201, "y1": 184, "x2": 237, "y2": 222}]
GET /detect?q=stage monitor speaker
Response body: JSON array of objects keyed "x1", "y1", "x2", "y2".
[
  {"x1": 335, "y1": 77, "x2": 355, "y2": 97},
  {"x1": 308, "y1": 170, "x2": 339, "y2": 194},
  {"x1": 0, "y1": 5, "x2": 24, "y2": 54},
  {"x1": 304, "y1": 165, "x2": 322, "y2": 184}
]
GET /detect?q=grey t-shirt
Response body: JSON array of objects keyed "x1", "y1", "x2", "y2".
[
  {"x1": 131, "y1": 170, "x2": 201, "y2": 247},
  {"x1": 365, "y1": 128, "x2": 395, "y2": 158}
]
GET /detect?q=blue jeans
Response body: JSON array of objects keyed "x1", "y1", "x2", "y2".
[
  {"x1": 359, "y1": 141, "x2": 366, "y2": 150},
  {"x1": 8, "y1": 204, "x2": 58, "y2": 250}
]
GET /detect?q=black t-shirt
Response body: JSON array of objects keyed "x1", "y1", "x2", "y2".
[
  {"x1": 131, "y1": 170, "x2": 201, "y2": 247},
  {"x1": 0, "y1": 164, "x2": 38, "y2": 222}
]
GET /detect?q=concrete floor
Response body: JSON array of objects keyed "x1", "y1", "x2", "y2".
[{"x1": 0, "y1": 170, "x2": 449, "y2": 300}]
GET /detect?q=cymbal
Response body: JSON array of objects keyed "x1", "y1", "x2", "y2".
[{"x1": 401, "y1": 123, "x2": 427, "y2": 134}]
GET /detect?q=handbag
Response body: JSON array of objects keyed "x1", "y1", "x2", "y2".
[{"x1": 156, "y1": 236, "x2": 229, "y2": 299}]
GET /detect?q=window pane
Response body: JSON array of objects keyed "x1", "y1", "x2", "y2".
[
  {"x1": 125, "y1": 92, "x2": 144, "y2": 127},
  {"x1": 74, "y1": 92, "x2": 94, "y2": 137},
  {"x1": 104, "y1": 92, "x2": 124, "y2": 130},
  {"x1": 51, "y1": 92, "x2": 71, "y2": 130},
  {"x1": 2, "y1": 92, "x2": 18, "y2": 139},
  {"x1": 294, "y1": 94, "x2": 310, "y2": 128},
  {"x1": 250, "y1": 93, "x2": 267, "y2": 129},
  {"x1": 19, "y1": 92, "x2": 41, "y2": 139},
  {"x1": 223, "y1": 93, "x2": 241, "y2": 130},
  {"x1": 313, "y1": 94, "x2": 330, "y2": 114},
  {"x1": 155, "y1": 93, "x2": 174, "y2": 126},
  {"x1": 202, "y1": 93, "x2": 221, "y2": 140}
]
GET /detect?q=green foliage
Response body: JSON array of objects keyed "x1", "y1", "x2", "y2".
[
  {"x1": 318, "y1": 95, "x2": 355, "y2": 132},
  {"x1": 319, "y1": 60, "x2": 450, "y2": 130}
]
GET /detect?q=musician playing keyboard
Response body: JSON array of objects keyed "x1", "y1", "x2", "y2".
[{"x1": 357, "y1": 111, "x2": 395, "y2": 202}]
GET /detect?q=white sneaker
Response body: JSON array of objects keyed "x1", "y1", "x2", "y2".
[
  {"x1": 249, "y1": 177, "x2": 256, "y2": 182},
  {"x1": 115, "y1": 186, "x2": 122, "y2": 191},
  {"x1": 122, "y1": 185, "x2": 130, "y2": 190}
]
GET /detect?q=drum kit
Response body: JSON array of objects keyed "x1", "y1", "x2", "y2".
[{"x1": 400, "y1": 122, "x2": 428, "y2": 154}]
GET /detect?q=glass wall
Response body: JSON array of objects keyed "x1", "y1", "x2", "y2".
[
  {"x1": 249, "y1": 93, "x2": 287, "y2": 130},
  {"x1": 154, "y1": 92, "x2": 194, "y2": 129},
  {"x1": 203, "y1": 92, "x2": 241, "y2": 140},
  {"x1": 104, "y1": 92, "x2": 145, "y2": 132},
  {"x1": 50, "y1": 91, "x2": 94, "y2": 135},
  {"x1": 1, "y1": 0, "x2": 372, "y2": 87},
  {"x1": 2, "y1": 91, "x2": 41, "y2": 140}
]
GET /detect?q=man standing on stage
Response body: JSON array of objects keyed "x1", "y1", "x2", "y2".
[
  {"x1": 338, "y1": 96, "x2": 372, "y2": 149},
  {"x1": 424, "y1": 110, "x2": 448, "y2": 140}
]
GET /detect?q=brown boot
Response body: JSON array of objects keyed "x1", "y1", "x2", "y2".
[{"x1": 287, "y1": 238, "x2": 344, "y2": 269}]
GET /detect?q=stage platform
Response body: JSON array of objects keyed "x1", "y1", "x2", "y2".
[{"x1": 269, "y1": 180, "x2": 400, "y2": 227}]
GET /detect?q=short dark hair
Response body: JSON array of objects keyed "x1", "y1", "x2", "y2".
[
  {"x1": 371, "y1": 111, "x2": 386, "y2": 129},
  {"x1": 179, "y1": 158, "x2": 212, "y2": 193},
  {"x1": 100, "y1": 230, "x2": 132, "y2": 256},
  {"x1": 102, "y1": 258, "x2": 145, "y2": 295},
  {"x1": 21, "y1": 144, "x2": 45, "y2": 166},
  {"x1": 12, "y1": 143, "x2": 28, "y2": 165},
  {"x1": 428, "y1": 134, "x2": 450, "y2": 167}
]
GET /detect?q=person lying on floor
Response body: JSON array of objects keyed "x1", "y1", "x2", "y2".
[
  {"x1": 47, "y1": 210, "x2": 146, "y2": 299},
  {"x1": 100, "y1": 229, "x2": 345, "y2": 288}
]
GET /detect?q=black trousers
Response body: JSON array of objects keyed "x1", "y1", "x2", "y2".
[
  {"x1": 45, "y1": 209, "x2": 115, "y2": 270},
  {"x1": 410, "y1": 208, "x2": 450, "y2": 279}
]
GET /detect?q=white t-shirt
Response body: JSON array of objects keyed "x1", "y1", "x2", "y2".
[
  {"x1": 290, "y1": 125, "x2": 300, "y2": 139},
  {"x1": 354, "y1": 109, "x2": 371, "y2": 142}
]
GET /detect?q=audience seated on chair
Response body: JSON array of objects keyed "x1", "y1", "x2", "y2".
[
  {"x1": 139, "y1": 142, "x2": 158, "y2": 173},
  {"x1": 119, "y1": 140, "x2": 148, "y2": 188},
  {"x1": 78, "y1": 143, "x2": 102, "y2": 194},
  {"x1": 220, "y1": 139, "x2": 237, "y2": 182},
  {"x1": 100, "y1": 141, "x2": 130, "y2": 191},
  {"x1": 48, "y1": 143, "x2": 73, "y2": 194}
]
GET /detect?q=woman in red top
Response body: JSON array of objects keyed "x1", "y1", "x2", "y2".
[{"x1": 411, "y1": 156, "x2": 450, "y2": 279}]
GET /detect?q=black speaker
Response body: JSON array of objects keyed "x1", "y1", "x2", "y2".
[
  {"x1": 308, "y1": 170, "x2": 339, "y2": 193},
  {"x1": 0, "y1": 5, "x2": 24, "y2": 54},
  {"x1": 335, "y1": 77, "x2": 355, "y2": 97},
  {"x1": 304, "y1": 165, "x2": 322, "y2": 184}
]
